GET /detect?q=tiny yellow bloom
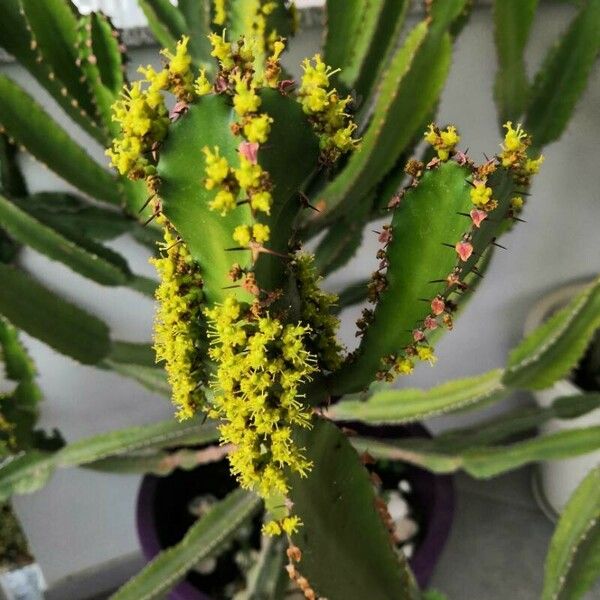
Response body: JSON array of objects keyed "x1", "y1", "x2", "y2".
[
  {"x1": 502, "y1": 121, "x2": 527, "y2": 152},
  {"x1": 252, "y1": 223, "x2": 270, "y2": 244},
  {"x1": 233, "y1": 75, "x2": 262, "y2": 116},
  {"x1": 243, "y1": 114, "x2": 273, "y2": 144},
  {"x1": 209, "y1": 189, "x2": 237, "y2": 216},
  {"x1": 416, "y1": 345, "x2": 437, "y2": 365},
  {"x1": 525, "y1": 155, "x2": 544, "y2": 174},
  {"x1": 233, "y1": 225, "x2": 252, "y2": 247},
  {"x1": 282, "y1": 516, "x2": 302, "y2": 535},
  {"x1": 208, "y1": 32, "x2": 234, "y2": 69},
  {"x1": 194, "y1": 69, "x2": 212, "y2": 96},
  {"x1": 250, "y1": 190, "x2": 272, "y2": 214},
  {"x1": 202, "y1": 146, "x2": 230, "y2": 188},
  {"x1": 262, "y1": 520, "x2": 282, "y2": 536},
  {"x1": 394, "y1": 357, "x2": 414, "y2": 375},
  {"x1": 212, "y1": 0, "x2": 227, "y2": 26},
  {"x1": 511, "y1": 196, "x2": 524, "y2": 211},
  {"x1": 470, "y1": 180, "x2": 493, "y2": 208}
]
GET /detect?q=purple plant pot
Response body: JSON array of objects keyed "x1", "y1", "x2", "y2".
[{"x1": 136, "y1": 423, "x2": 454, "y2": 598}]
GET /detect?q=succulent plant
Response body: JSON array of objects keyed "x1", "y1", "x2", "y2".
[{"x1": 0, "y1": 0, "x2": 599, "y2": 599}]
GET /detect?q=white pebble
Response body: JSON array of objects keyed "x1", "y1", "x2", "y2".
[{"x1": 394, "y1": 517, "x2": 418, "y2": 542}]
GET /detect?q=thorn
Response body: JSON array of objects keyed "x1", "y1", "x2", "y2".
[
  {"x1": 222, "y1": 284, "x2": 241, "y2": 290},
  {"x1": 225, "y1": 246, "x2": 246, "y2": 252},
  {"x1": 418, "y1": 298, "x2": 431, "y2": 303},
  {"x1": 465, "y1": 179, "x2": 475, "y2": 188},
  {"x1": 483, "y1": 152, "x2": 490, "y2": 161},
  {"x1": 470, "y1": 269, "x2": 484, "y2": 279},
  {"x1": 513, "y1": 216, "x2": 527, "y2": 223},
  {"x1": 164, "y1": 238, "x2": 182, "y2": 252},
  {"x1": 428, "y1": 279, "x2": 446, "y2": 284},
  {"x1": 491, "y1": 241, "x2": 507, "y2": 250},
  {"x1": 143, "y1": 212, "x2": 159, "y2": 227},
  {"x1": 457, "y1": 212, "x2": 472, "y2": 218},
  {"x1": 299, "y1": 191, "x2": 320, "y2": 212},
  {"x1": 441, "y1": 243, "x2": 455, "y2": 249},
  {"x1": 514, "y1": 190, "x2": 531, "y2": 196},
  {"x1": 138, "y1": 194, "x2": 156, "y2": 213}
]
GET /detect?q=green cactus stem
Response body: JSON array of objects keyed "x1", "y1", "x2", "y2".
[
  {"x1": 107, "y1": 30, "x2": 359, "y2": 535},
  {"x1": 327, "y1": 122, "x2": 544, "y2": 395}
]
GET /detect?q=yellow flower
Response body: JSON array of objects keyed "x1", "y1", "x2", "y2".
[
  {"x1": 511, "y1": 196, "x2": 524, "y2": 212},
  {"x1": 252, "y1": 223, "x2": 270, "y2": 244},
  {"x1": 502, "y1": 121, "x2": 527, "y2": 152},
  {"x1": 107, "y1": 80, "x2": 169, "y2": 179},
  {"x1": 243, "y1": 114, "x2": 273, "y2": 143},
  {"x1": 233, "y1": 223, "x2": 270, "y2": 248},
  {"x1": 194, "y1": 69, "x2": 212, "y2": 96},
  {"x1": 167, "y1": 36, "x2": 192, "y2": 76},
  {"x1": 297, "y1": 54, "x2": 359, "y2": 161},
  {"x1": 250, "y1": 190, "x2": 272, "y2": 214},
  {"x1": 394, "y1": 357, "x2": 414, "y2": 375},
  {"x1": 151, "y1": 219, "x2": 206, "y2": 420},
  {"x1": 470, "y1": 180, "x2": 494, "y2": 208},
  {"x1": 499, "y1": 121, "x2": 530, "y2": 168},
  {"x1": 424, "y1": 124, "x2": 460, "y2": 161},
  {"x1": 209, "y1": 189, "x2": 237, "y2": 216},
  {"x1": 525, "y1": 155, "x2": 544, "y2": 174},
  {"x1": 233, "y1": 75, "x2": 262, "y2": 116},
  {"x1": 202, "y1": 146, "x2": 230, "y2": 189},
  {"x1": 282, "y1": 515, "x2": 302, "y2": 535},
  {"x1": 416, "y1": 345, "x2": 437, "y2": 365},
  {"x1": 233, "y1": 225, "x2": 252, "y2": 247},
  {"x1": 204, "y1": 297, "x2": 316, "y2": 504},
  {"x1": 235, "y1": 157, "x2": 263, "y2": 189},
  {"x1": 262, "y1": 520, "x2": 282, "y2": 536},
  {"x1": 208, "y1": 32, "x2": 234, "y2": 69},
  {"x1": 292, "y1": 253, "x2": 344, "y2": 371},
  {"x1": 213, "y1": 0, "x2": 227, "y2": 26}
]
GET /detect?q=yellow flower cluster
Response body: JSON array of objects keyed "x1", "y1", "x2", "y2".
[
  {"x1": 202, "y1": 145, "x2": 274, "y2": 236},
  {"x1": 470, "y1": 179, "x2": 497, "y2": 211},
  {"x1": 387, "y1": 344, "x2": 437, "y2": 380},
  {"x1": 0, "y1": 408, "x2": 16, "y2": 455},
  {"x1": 194, "y1": 69, "x2": 213, "y2": 96},
  {"x1": 212, "y1": 0, "x2": 227, "y2": 26},
  {"x1": 264, "y1": 39, "x2": 286, "y2": 88},
  {"x1": 233, "y1": 74, "x2": 262, "y2": 116},
  {"x1": 208, "y1": 31, "x2": 235, "y2": 70},
  {"x1": 235, "y1": 0, "x2": 280, "y2": 73},
  {"x1": 233, "y1": 223, "x2": 271, "y2": 246},
  {"x1": 106, "y1": 80, "x2": 169, "y2": 179},
  {"x1": 107, "y1": 37, "x2": 206, "y2": 181},
  {"x1": 292, "y1": 253, "x2": 344, "y2": 371},
  {"x1": 202, "y1": 146, "x2": 239, "y2": 216},
  {"x1": 159, "y1": 36, "x2": 195, "y2": 101},
  {"x1": 499, "y1": 121, "x2": 528, "y2": 168},
  {"x1": 204, "y1": 296, "x2": 316, "y2": 501},
  {"x1": 424, "y1": 124, "x2": 461, "y2": 161},
  {"x1": 243, "y1": 113, "x2": 273, "y2": 144},
  {"x1": 298, "y1": 54, "x2": 360, "y2": 162},
  {"x1": 499, "y1": 121, "x2": 544, "y2": 185},
  {"x1": 202, "y1": 33, "x2": 276, "y2": 249},
  {"x1": 262, "y1": 515, "x2": 302, "y2": 537},
  {"x1": 151, "y1": 218, "x2": 207, "y2": 420}
]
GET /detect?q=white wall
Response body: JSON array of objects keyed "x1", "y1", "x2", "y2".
[{"x1": 4, "y1": 2, "x2": 599, "y2": 588}]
